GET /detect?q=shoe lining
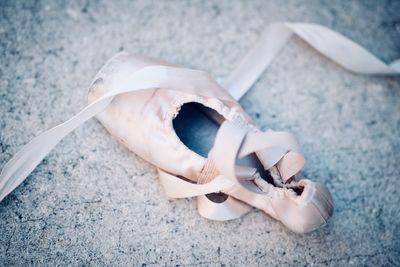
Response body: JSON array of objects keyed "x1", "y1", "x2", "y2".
[{"x1": 172, "y1": 102, "x2": 276, "y2": 195}]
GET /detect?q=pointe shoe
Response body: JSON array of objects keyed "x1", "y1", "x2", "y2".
[
  {"x1": 87, "y1": 52, "x2": 333, "y2": 233},
  {"x1": 4, "y1": 22, "x2": 399, "y2": 233}
]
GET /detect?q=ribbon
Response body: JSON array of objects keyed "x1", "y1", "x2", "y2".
[
  {"x1": 222, "y1": 22, "x2": 400, "y2": 100},
  {"x1": 0, "y1": 22, "x2": 399, "y2": 205}
]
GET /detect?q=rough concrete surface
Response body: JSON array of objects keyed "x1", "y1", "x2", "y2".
[{"x1": 1, "y1": 0, "x2": 399, "y2": 266}]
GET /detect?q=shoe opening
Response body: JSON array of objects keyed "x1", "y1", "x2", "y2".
[
  {"x1": 173, "y1": 102, "x2": 229, "y2": 203},
  {"x1": 173, "y1": 102, "x2": 224, "y2": 158},
  {"x1": 172, "y1": 102, "x2": 275, "y2": 187}
]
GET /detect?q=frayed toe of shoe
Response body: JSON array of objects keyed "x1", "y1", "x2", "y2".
[{"x1": 273, "y1": 180, "x2": 333, "y2": 234}]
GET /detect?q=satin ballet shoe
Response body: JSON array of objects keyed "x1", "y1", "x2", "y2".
[
  {"x1": 3, "y1": 22, "x2": 399, "y2": 234},
  {"x1": 87, "y1": 52, "x2": 333, "y2": 233}
]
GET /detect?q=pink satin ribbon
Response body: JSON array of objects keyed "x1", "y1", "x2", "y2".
[{"x1": 0, "y1": 22, "x2": 398, "y2": 216}]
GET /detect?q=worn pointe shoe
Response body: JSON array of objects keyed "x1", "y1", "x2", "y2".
[
  {"x1": 2, "y1": 22, "x2": 399, "y2": 235},
  {"x1": 87, "y1": 53, "x2": 333, "y2": 233}
]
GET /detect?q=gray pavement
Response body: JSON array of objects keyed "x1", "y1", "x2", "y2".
[{"x1": 0, "y1": 0, "x2": 399, "y2": 266}]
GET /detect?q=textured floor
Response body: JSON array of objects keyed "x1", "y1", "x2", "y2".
[{"x1": 1, "y1": 0, "x2": 400, "y2": 266}]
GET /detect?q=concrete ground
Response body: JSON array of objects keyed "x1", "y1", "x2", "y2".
[{"x1": 1, "y1": 0, "x2": 399, "y2": 266}]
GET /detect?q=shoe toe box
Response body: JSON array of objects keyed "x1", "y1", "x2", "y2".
[{"x1": 273, "y1": 180, "x2": 334, "y2": 234}]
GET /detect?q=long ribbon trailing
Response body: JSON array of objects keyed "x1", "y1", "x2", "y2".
[
  {"x1": 222, "y1": 22, "x2": 400, "y2": 100},
  {"x1": 0, "y1": 22, "x2": 399, "y2": 203},
  {"x1": 0, "y1": 62, "x2": 226, "y2": 201}
]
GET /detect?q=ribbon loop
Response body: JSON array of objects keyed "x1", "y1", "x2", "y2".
[
  {"x1": 158, "y1": 168, "x2": 252, "y2": 220},
  {"x1": 212, "y1": 120, "x2": 304, "y2": 193}
]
